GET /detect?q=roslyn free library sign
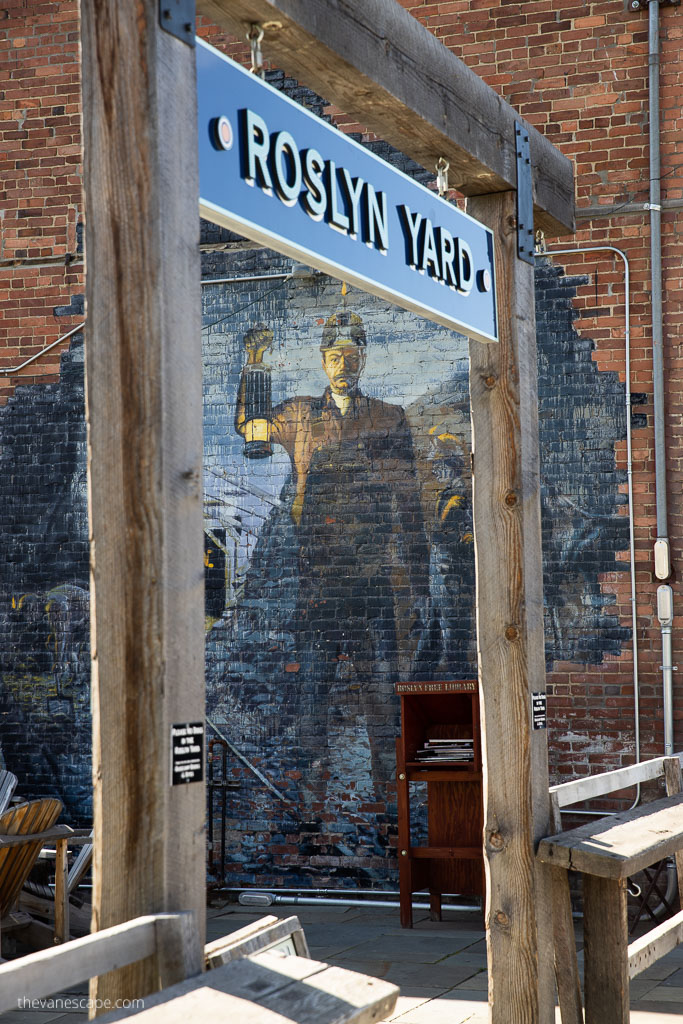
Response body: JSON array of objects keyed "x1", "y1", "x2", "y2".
[{"x1": 197, "y1": 39, "x2": 498, "y2": 345}]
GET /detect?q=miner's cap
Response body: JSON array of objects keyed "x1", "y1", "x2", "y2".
[{"x1": 320, "y1": 311, "x2": 367, "y2": 351}]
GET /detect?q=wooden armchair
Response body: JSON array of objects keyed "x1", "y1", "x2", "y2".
[
  {"x1": 0, "y1": 798, "x2": 71, "y2": 955},
  {"x1": 21, "y1": 829, "x2": 93, "y2": 941}
]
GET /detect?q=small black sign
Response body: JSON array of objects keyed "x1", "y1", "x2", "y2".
[
  {"x1": 532, "y1": 693, "x2": 547, "y2": 730},
  {"x1": 171, "y1": 722, "x2": 204, "y2": 785}
]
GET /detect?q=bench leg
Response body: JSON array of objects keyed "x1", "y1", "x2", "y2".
[
  {"x1": 547, "y1": 865, "x2": 583, "y2": 1024},
  {"x1": 583, "y1": 875, "x2": 629, "y2": 1024}
]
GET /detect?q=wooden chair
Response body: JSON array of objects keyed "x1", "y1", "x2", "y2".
[
  {"x1": 0, "y1": 771, "x2": 18, "y2": 815},
  {"x1": 21, "y1": 829, "x2": 93, "y2": 940},
  {"x1": 0, "y1": 798, "x2": 71, "y2": 954},
  {"x1": 538, "y1": 753, "x2": 683, "y2": 1024}
]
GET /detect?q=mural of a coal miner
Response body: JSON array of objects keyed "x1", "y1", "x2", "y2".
[{"x1": 235, "y1": 312, "x2": 430, "y2": 793}]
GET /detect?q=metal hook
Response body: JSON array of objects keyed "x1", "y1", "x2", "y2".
[
  {"x1": 247, "y1": 24, "x2": 265, "y2": 78},
  {"x1": 436, "y1": 157, "x2": 450, "y2": 197}
]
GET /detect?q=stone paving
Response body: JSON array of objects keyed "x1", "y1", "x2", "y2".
[
  {"x1": 2, "y1": 898, "x2": 683, "y2": 1020},
  {"x1": 206, "y1": 899, "x2": 683, "y2": 1023}
]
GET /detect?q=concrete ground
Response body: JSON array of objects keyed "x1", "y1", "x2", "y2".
[{"x1": 2, "y1": 898, "x2": 683, "y2": 1020}]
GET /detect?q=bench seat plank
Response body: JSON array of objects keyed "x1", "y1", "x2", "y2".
[
  {"x1": 537, "y1": 793, "x2": 683, "y2": 879},
  {"x1": 99, "y1": 950, "x2": 399, "y2": 1023}
]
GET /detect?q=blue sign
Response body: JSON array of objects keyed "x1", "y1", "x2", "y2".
[{"x1": 197, "y1": 40, "x2": 498, "y2": 344}]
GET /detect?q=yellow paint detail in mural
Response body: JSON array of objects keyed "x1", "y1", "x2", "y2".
[
  {"x1": 244, "y1": 418, "x2": 271, "y2": 443},
  {"x1": 204, "y1": 549, "x2": 213, "y2": 568},
  {"x1": 462, "y1": 532, "x2": 474, "y2": 544},
  {"x1": 440, "y1": 494, "x2": 464, "y2": 521},
  {"x1": 437, "y1": 432, "x2": 458, "y2": 442}
]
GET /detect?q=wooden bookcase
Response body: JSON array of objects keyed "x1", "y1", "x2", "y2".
[{"x1": 395, "y1": 681, "x2": 484, "y2": 928}]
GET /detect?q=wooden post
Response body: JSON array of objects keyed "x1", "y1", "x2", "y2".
[
  {"x1": 54, "y1": 837, "x2": 69, "y2": 945},
  {"x1": 583, "y1": 876, "x2": 630, "y2": 1024},
  {"x1": 663, "y1": 756, "x2": 683, "y2": 907},
  {"x1": 80, "y1": 0, "x2": 205, "y2": 1008},
  {"x1": 467, "y1": 191, "x2": 554, "y2": 1023}
]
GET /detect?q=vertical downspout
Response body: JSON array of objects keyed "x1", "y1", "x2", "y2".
[
  {"x1": 648, "y1": 0, "x2": 674, "y2": 755},
  {"x1": 547, "y1": 246, "x2": 640, "y2": 802}
]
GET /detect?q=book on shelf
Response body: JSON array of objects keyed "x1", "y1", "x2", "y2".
[{"x1": 414, "y1": 738, "x2": 474, "y2": 762}]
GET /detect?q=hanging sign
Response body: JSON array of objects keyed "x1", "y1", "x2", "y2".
[{"x1": 196, "y1": 39, "x2": 498, "y2": 344}]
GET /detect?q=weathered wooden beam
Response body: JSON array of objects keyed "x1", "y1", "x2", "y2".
[
  {"x1": 80, "y1": 0, "x2": 205, "y2": 1007},
  {"x1": 583, "y1": 876, "x2": 630, "y2": 1024},
  {"x1": 197, "y1": 0, "x2": 575, "y2": 236},
  {"x1": 467, "y1": 191, "x2": 554, "y2": 1023}
]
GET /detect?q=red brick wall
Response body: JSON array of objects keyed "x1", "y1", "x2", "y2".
[{"x1": 0, "y1": 0, "x2": 83, "y2": 403}]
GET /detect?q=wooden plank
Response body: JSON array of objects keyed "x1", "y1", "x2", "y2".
[
  {"x1": 548, "y1": 791, "x2": 562, "y2": 835},
  {"x1": 550, "y1": 753, "x2": 683, "y2": 809},
  {"x1": 547, "y1": 864, "x2": 583, "y2": 1024},
  {"x1": 54, "y1": 837, "x2": 69, "y2": 944},
  {"x1": 205, "y1": 915, "x2": 279, "y2": 963},
  {"x1": 0, "y1": 772, "x2": 17, "y2": 815},
  {"x1": 196, "y1": 0, "x2": 575, "y2": 236},
  {"x1": 97, "y1": 952, "x2": 399, "y2": 1024},
  {"x1": 467, "y1": 190, "x2": 553, "y2": 1023},
  {"x1": 628, "y1": 907, "x2": 683, "y2": 978},
  {"x1": 408, "y1": 847, "x2": 481, "y2": 859},
  {"x1": 80, "y1": 0, "x2": 205, "y2": 1006},
  {"x1": 205, "y1": 915, "x2": 309, "y2": 967},
  {"x1": 0, "y1": 825, "x2": 73, "y2": 849},
  {"x1": 583, "y1": 875, "x2": 629, "y2": 1024},
  {"x1": 99, "y1": 951, "x2": 332, "y2": 1019},
  {"x1": 18, "y1": 889, "x2": 92, "y2": 938},
  {"x1": 256, "y1": 962, "x2": 399, "y2": 1023},
  {"x1": 537, "y1": 793, "x2": 683, "y2": 879},
  {"x1": 0, "y1": 914, "x2": 164, "y2": 1015}
]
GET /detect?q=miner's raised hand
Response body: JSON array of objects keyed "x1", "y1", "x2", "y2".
[{"x1": 244, "y1": 323, "x2": 274, "y2": 365}]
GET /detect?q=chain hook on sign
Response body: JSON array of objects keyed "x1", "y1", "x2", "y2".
[
  {"x1": 247, "y1": 24, "x2": 265, "y2": 78},
  {"x1": 436, "y1": 157, "x2": 450, "y2": 197}
]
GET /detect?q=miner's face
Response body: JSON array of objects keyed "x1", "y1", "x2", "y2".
[{"x1": 322, "y1": 344, "x2": 366, "y2": 393}]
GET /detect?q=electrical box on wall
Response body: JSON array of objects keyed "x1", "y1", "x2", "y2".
[
  {"x1": 654, "y1": 538, "x2": 671, "y2": 580},
  {"x1": 657, "y1": 585, "x2": 674, "y2": 626}
]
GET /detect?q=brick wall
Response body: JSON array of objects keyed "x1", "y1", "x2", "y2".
[
  {"x1": 0, "y1": 0, "x2": 83, "y2": 403},
  {"x1": 1, "y1": 1, "x2": 681, "y2": 882}
]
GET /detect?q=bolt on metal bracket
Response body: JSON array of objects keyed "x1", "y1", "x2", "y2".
[
  {"x1": 159, "y1": 0, "x2": 196, "y2": 47},
  {"x1": 515, "y1": 122, "x2": 535, "y2": 265}
]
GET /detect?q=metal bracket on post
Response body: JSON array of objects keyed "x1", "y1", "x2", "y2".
[
  {"x1": 515, "y1": 122, "x2": 534, "y2": 265},
  {"x1": 159, "y1": 0, "x2": 196, "y2": 46}
]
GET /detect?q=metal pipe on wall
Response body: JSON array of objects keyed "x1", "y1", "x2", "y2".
[
  {"x1": 648, "y1": 0, "x2": 675, "y2": 760},
  {"x1": 547, "y1": 246, "x2": 640, "y2": 803}
]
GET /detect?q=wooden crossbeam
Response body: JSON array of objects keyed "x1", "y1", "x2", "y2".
[
  {"x1": 629, "y1": 909, "x2": 683, "y2": 978},
  {"x1": 197, "y1": 0, "x2": 575, "y2": 236}
]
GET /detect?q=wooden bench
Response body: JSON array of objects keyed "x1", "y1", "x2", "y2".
[
  {"x1": 0, "y1": 912, "x2": 398, "y2": 1024},
  {"x1": 537, "y1": 753, "x2": 683, "y2": 1024}
]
